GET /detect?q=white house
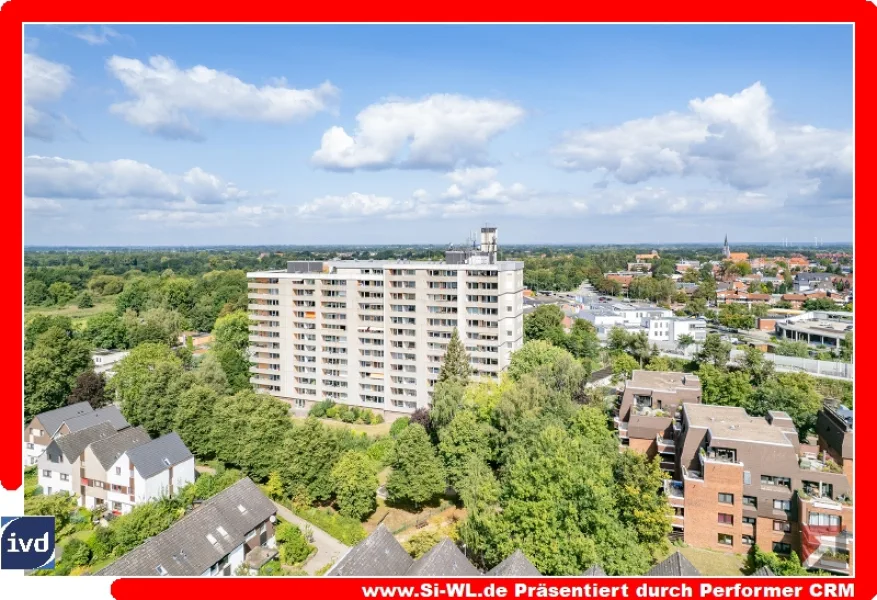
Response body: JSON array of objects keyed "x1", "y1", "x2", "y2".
[
  {"x1": 38, "y1": 421, "x2": 117, "y2": 497},
  {"x1": 106, "y1": 432, "x2": 196, "y2": 515},
  {"x1": 24, "y1": 403, "x2": 93, "y2": 467},
  {"x1": 644, "y1": 316, "x2": 708, "y2": 344},
  {"x1": 80, "y1": 426, "x2": 151, "y2": 510},
  {"x1": 91, "y1": 349, "x2": 130, "y2": 377}
]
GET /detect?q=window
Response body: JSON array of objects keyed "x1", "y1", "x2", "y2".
[
  {"x1": 42, "y1": 470, "x2": 51, "y2": 478},
  {"x1": 718, "y1": 513, "x2": 734, "y2": 525},
  {"x1": 742, "y1": 516, "x2": 756, "y2": 526},
  {"x1": 773, "y1": 499, "x2": 791, "y2": 511},
  {"x1": 808, "y1": 513, "x2": 841, "y2": 527},
  {"x1": 743, "y1": 471, "x2": 751, "y2": 485},
  {"x1": 761, "y1": 475, "x2": 792, "y2": 489},
  {"x1": 216, "y1": 526, "x2": 228, "y2": 537},
  {"x1": 206, "y1": 533, "x2": 218, "y2": 545},
  {"x1": 115, "y1": 467, "x2": 121, "y2": 475},
  {"x1": 773, "y1": 520, "x2": 792, "y2": 533},
  {"x1": 156, "y1": 565, "x2": 168, "y2": 576},
  {"x1": 717, "y1": 533, "x2": 734, "y2": 546},
  {"x1": 742, "y1": 535, "x2": 755, "y2": 546},
  {"x1": 773, "y1": 542, "x2": 792, "y2": 555},
  {"x1": 112, "y1": 502, "x2": 122, "y2": 510},
  {"x1": 742, "y1": 496, "x2": 757, "y2": 508},
  {"x1": 718, "y1": 493, "x2": 734, "y2": 505},
  {"x1": 47, "y1": 487, "x2": 52, "y2": 494},
  {"x1": 26, "y1": 443, "x2": 34, "y2": 450},
  {"x1": 238, "y1": 504, "x2": 248, "y2": 514},
  {"x1": 60, "y1": 473, "x2": 69, "y2": 482}
]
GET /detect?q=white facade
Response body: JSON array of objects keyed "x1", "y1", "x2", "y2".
[
  {"x1": 24, "y1": 441, "x2": 45, "y2": 467},
  {"x1": 36, "y1": 446, "x2": 76, "y2": 497},
  {"x1": 247, "y1": 247, "x2": 525, "y2": 416},
  {"x1": 92, "y1": 349, "x2": 130, "y2": 376},
  {"x1": 105, "y1": 454, "x2": 196, "y2": 514},
  {"x1": 644, "y1": 317, "x2": 707, "y2": 343}
]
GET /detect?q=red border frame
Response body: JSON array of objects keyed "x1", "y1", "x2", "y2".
[{"x1": 3, "y1": 2, "x2": 872, "y2": 596}]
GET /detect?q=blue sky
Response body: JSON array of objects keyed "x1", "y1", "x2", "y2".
[{"x1": 23, "y1": 24, "x2": 853, "y2": 246}]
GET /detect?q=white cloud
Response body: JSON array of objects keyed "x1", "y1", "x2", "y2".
[
  {"x1": 23, "y1": 53, "x2": 73, "y2": 140},
  {"x1": 136, "y1": 204, "x2": 287, "y2": 229},
  {"x1": 106, "y1": 55, "x2": 339, "y2": 139},
  {"x1": 552, "y1": 82, "x2": 852, "y2": 203},
  {"x1": 71, "y1": 26, "x2": 125, "y2": 45},
  {"x1": 297, "y1": 193, "x2": 408, "y2": 220},
  {"x1": 23, "y1": 197, "x2": 64, "y2": 214},
  {"x1": 24, "y1": 155, "x2": 245, "y2": 207},
  {"x1": 312, "y1": 94, "x2": 524, "y2": 171}
]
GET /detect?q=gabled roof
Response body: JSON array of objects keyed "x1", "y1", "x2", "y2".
[
  {"x1": 127, "y1": 432, "x2": 194, "y2": 479},
  {"x1": 487, "y1": 550, "x2": 540, "y2": 576},
  {"x1": 32, "y1": 402, "x2": 93, "y2": 436},
  {"x1": 63, "y1": 405, "x2": 129, "y2": 434},
  {"x1": 89, "y1": 426, "x2": 151, "y2": 470},
  {"x1": 328, "y1": 524, "x2": 413, "y2": 577},
  {"x1": 647, "y1": 551, "x2": 700, "y2": 577},
  {"x1": 406, "y1": 539, "x2": 480, "y2": 577},
  {"x1": 54, "y1": 422, "x2": 117, "y2": 462},
  {"x1": 96, "y1": 477, "x2": 276, "y2": 577},
  {"x1": 582, "y1": 564, "x2": 607, "y2": 576},
  {"x1": 753, "y1": 566, "x2": 775, "y2": 576}
]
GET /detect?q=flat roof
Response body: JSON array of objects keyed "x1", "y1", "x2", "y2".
[
  {"x1": 778, "y1": 319, "x2": 852, "y2": 335},
  {"x1": 684, "y1": 404, "x2": 793, "y2": 446},
  {"x1": 627, "y1": 370, "x2": 701, "y2": 392}
]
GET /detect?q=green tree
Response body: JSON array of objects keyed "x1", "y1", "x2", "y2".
[
  {"x1": 48, "y1": 281, "x2": 75, "y2": 305},
  {"x1": 611, "y1": 353, "x2": 638, "y2": 384},
  {"x1": 437, "y1": 328, "x2": 471, "y2": 384},
  {"x1": 263, "y1": 471, "x2": 285, "y2": 501},
  {"x1": 748, "y1": 373, "x2": 823, "y2": 440},
  {"x1": 430, "y1": 378, "x2": 467, "y2": 430},
  {"x1": 565, "y1": 319, "x2": 600, "y2": 370},
  {"x1": 331, "y1": 451, "x2": 379, "y2": 521},
  {"x1": 507, "y1": 340, "x2": 570, "y2": 381},
  {"x1": 110, "y1": 343, "x2": 184, "y2": 436},
  {"x1": 773, "y1": 339, "x2": 811, "y2": 358},
  {"x1": 123, "y1": 307, "x2": 184, "y2": 347},
  {"x1": 212, "y1": 310, "x2": 252, "y2": 391},
  {"x1": 438, "y1": 410, "x2": 494, "y2": 489},
  {"x1": 24, "y1": 280, "x2": 49, "y2": 305},
  {"x1": 524, "y1": 305, "x2": 566, "y2": 345},
  {"x1": 24, "y1": 327, "x2": 93, "y2": 422},
  {"x1": 677, "y1": 333, "x2": 695, "y2": 352},
  {"x1": 646, "y1": 356, "x2": 671, "y2": 372},
  {"x1": 746, "y1": 544, "x2": 809, "y2": 576},
  {"x1": 456, "y1": 457, "x2": 502, "y2": 564},
  {"x1": 173, "y1": 384, "x2": 219, "y2": 457},
  {"x1": 115, "y1": 277, "x2": 158, "y2": 315},
  {"x1": 740, "y1": 346, "x2": 775, "y2": 386},
  {"x1": 159, "y1": 277, "x2": 195, "y2": 313},
  {"x1": 696, "y1": 333, "x2": 731, "y2": 369},
  {"x1": 614, "y1": 451, "x2": 672, "y2": 556},
  {"x1": 275, "y1": 522, "x2": 314, "y2": 565},
  {"x1": 82, "y1": 312, "x2": 128, "y2": 349},
  {"x1": 77, "y1": 291, "x2": 95, "y2": 309},
  {"x1": 386, "y1": 424, "x2": 446, "y2": 508},
  {"x1": 718, "y1": 304, "x2": 755, "y2": 329},
  {"x1": 840, "y1": 332, "x2": 853, "y2": 362},
  {"x1": 803, "y1": 297, "x2": 837, "y2": 311},
  {"x1": 88, "y1": 275, "x2": 125, "y2": 296},
  {"x1": 697, "y1": 364, "x2": 753, "y2": 408},
  {"x1": 67, "y1": 370, "x2": 109, "y2": 409},
  {"x1": 24, "y1": 492, "x2": 77, "y2": 533}
]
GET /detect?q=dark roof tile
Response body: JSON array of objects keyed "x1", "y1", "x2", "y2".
[
  {"x1": 328, "y1": 524, "x2": 413, "y2": 577},
  {"x1": 646, "y1": 552, "x2": 701, "y2": 577},
  {"x1": 406, "y1": 539, "x2": 480, "y2": 577},
  {"x1": 89, "y1": 426, "x2": 150, "y2": 470},
  {"x1": 487, "y1": 550, "x2": 540, "y2": 576},
  {"x1": 127, "y1": 432, "x2": 193, "y2": 479}
]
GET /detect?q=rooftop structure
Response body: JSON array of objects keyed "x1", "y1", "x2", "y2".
[{"x1": 775, "y1": 311, "x2": 852, "y2": 348}]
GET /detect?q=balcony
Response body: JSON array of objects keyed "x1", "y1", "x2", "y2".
[
  {"x1": 663, "y1": 480, "x2": 685, "y2": 505},
  {"x1": 617, "y1": 423, "x2": 629, "y2": 440},
  {"x1": 656, "y1": 435, "x2": 675, "y2": 454}
]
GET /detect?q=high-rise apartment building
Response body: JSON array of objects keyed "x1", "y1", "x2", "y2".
[{"x1": 246, "y1": 227, "x2": 524, "y2": 419}]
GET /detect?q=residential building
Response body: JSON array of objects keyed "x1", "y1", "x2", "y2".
[
  {"x1": 38, "y1": 421, "x2": 117, "y2": 496},
  {"x1": 577, "y1": 303, "x2": 701, "y2": 343},
  {"x1": 774, "y1": 311, "x2": 852, "y2": 348},
  {"x1": 715, "y1": 291, "x2": 772, "y2": 306},
  {"x1": 96, "y1": 478, "x2": 278, "y2": 577},
  {"x1": 627, "y1": 262, "x2": 653, "y2": 273},
  {"x1": 80, "y1": 426, "x2": 151, "y2": 510},
  {"x1": 57, "y1": 405, "x2": 129, "y2": 436},
  {"x1": 92, "y1": 349, "x2": 130, "y2": 377},
  {"x1": 794, "y1": 273, "x2": 834, "y2": 293},
  {"x1": 643, "y1": 316, "x2": 707, "y2": 344},
  {"x1": 661, "y1": 404, "x2": 853, "y2": 575},
  {"x1": 614, "y1": 371, "x2": 702, "y2": 464},
  {"x1": 675, "y1": 261, "x2": 700, "y2": 273},
  {"x1": 328, "y1": 523, "x2": 539, "y2": 577},
  {"x1": 106, "y1": 432, "x2": 196, "y2": 515},
  {"x1": 636, "y1": 251, "x2": 660, "y2": 261},
  {"x1": 246, "y1": 226, "x2": 524, "y2": 418},
  {"x1": 24, "y1": 402, "x2": 94, "y2": 466}
]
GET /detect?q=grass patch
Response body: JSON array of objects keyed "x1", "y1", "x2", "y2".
[
  {"x1": 282, "y1": 501, "x2": 367, "y2": 546},
  {"x1": 291, "y1": 415, "x2": 392, "y2": 437},
  {"x1": 25, "y1": 295, "x2": 119, "y2": 325},
  {"x1": 658, "y1": 545, "x2": 746, "y2": 576}
]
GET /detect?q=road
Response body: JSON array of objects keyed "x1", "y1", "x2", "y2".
[{"x1": 271, "y1": 501, "x2": 350, "y2": 575}]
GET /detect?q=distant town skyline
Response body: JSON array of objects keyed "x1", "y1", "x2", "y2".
[{"x1": 23, "y1": 24, "x2": 853, "y2": 246}]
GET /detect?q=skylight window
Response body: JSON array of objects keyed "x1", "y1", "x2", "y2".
[
  {"x1": 216, "y1": 526, "x2": 228, "y2": 537},
  {"x1": 206, "y1": 533, "x2": 218, "y2": 545},
  {"x1": 156, "y1": 565, "x2": 168, "y2": 575},
  {"x1": 237, "y1": 504, "x2": 248, "y2": 514},
  {"x1": 162, "y1": 457, "x2": 171, "y2": 466}
]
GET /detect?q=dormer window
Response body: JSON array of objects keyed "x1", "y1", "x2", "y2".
[{"x1": 156, "y1": 565, "x2": 168, "y2": 575}]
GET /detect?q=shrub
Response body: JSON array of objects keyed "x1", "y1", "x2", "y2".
[
  {"x1": 276, "y1": 522, "x2": 314, "y2": 566},
  {"x1": 371, "y1": 413, "x2": 385, "y2": 425},
  {"x1": 293, "y1": 506, "x2": 368, "y2": 546},
  {"x1": 390, "y1": 417, "x2": 410, "y2": 438},
  {"x1": 404, "y1": 529, "x2": 444, "y2": 559},
  {"x1": 366, "y1": 437, "x2": 394, "y2": 467},
  {"x1": 310, "y1": 400, "x2": 335, "y2": 419},
  {"x1": 64, "y1": 538, "x2": 92, "y2": 567},
  {"x1": 340, "y1": 409, "x2": 356, "y2": 423},
  {"x1": 326, "y1": 405, "x2": 340, "y2": 419}
]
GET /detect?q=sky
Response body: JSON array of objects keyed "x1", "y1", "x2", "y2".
[{"x1": 22, "y1": 24, "x2": 853, "y2": 246}]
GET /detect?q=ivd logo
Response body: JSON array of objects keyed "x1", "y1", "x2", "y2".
[{"x1": 0, "y1": 516, "x2": 55, "y2": 570}]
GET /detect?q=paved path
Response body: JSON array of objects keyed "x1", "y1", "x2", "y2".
[{"x1": 271, "y1": 501, "x2": 350, "y2": 575}]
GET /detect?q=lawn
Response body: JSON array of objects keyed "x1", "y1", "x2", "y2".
[
  {"x1": 658, "y1": 544, "x2": 747, "y2": 576},
  {"x1": 364, "y1": 498, "x2": 464, "y2": 540},
  {"x1": 25, "y1": 294, "x2": 119, "y2": 325},
  {"x1": 291, "y1": 415, "x2": 392, "y2": 437}
]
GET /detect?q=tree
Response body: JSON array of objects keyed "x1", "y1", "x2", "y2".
[
  {"x1": 173, "y1": 384, "x2": 219, "y2": 457},
  {"x1": 803, "y1": 297, "x2": 837, "y2": 311},
  {"x1": 48, "y1": 281, "x2": 75, "y2": 305},
  {"x1": 775, "y1": 300, "x2": 793, "y2": 309},
  {"x1": 24, "y1": 327, "x2": 93, "y2": 423},
  {"x1": 24, "y1": 492, "x2": 77, "y2": 533},
  {"x1": 88, "y1": 275, "x2": 125, "y2": 296},
  {"x1": 677, "y1": 334, "x2": 695, "y2": 352},
  {"x1": 774, "y1": 339, "x2": 811, "y2": 358},
  {"x1": 331, "y1": 451, "x2": 379, "y2": 521},
  {"x1": 507, "y1": 340, "x2": 570, "y2": 381},
  {"x1": 646, "y1": 356, "x2": 671, "y2": 372},
  {"x1": 565, "y1": 319, "x2": 600, "y2": 369},
  {"x1": 386, "y1": 424, "x2": 446, "y2": 508},
  {"x1": 748, "y1": 373, "x2": 823, "y2": 440},
  {"x1": 696, "y1": 333, "x2": 731, "y2": 369},
  {"x1": 275, "y1": 522, "x2": 314, "y2": 566},
  {"x1": 697, "y1": 364, "x2": 753, "y2": 408},
  {"x1": 115, "y1": 277, "x2": 158, "y2": 315},
  {"x1": 82, "y1": 312, "x2": 128, "y2": 349},
  {"x1": 840, "y1": 332, "x2": 853, "y2": 362},
  {"x1": 67, "y1": 371, "x2": 109, "y2": 409},
  {"x1": 109, "y1": 343, "x2": 184, "y2": 436},
  {"x1": 263, "y1": 471, "x2": 285, "y2": 501},
  {"x1": 718, "y1": 304, "x2": 755, "y2": 330},
  {"x1": 25, "y1": 314, "x2": 75, "y2": 350},
  {"x1": 611, "y1": 353, "x2": 638, "y2": 384},
  {"x1": 123, "y1": 307, "x2": 184, "y2": 347},
  {"x1": 430, "y1": 378, "x2": 467, "y2": 430},
  {"x1": 77, "y1": 291, "x2": 95, "y2": 309},
  {"x1": 213, "y1": 390, "x2": 294, "y2": 481},
  {"x1": 456, "y1": 457, "x2": 502, "y2": 565},
  {"x1": 438, "y1": 328, "x2": 471, "y2": 384},
  {"x1": 212, "y1": 310, "x2": 252, "y2": 391},
  {"x1": 740, "y1": 347, "x2": 775, "y2": 386},
  {"x1": 438, "y1": 410, "x2": 494, "y2": 489},
  {"x1": 614, "y1": 450, "x2": 672, "y2": 555},
  {"x1": 24, "y1": 280, "x2": 49, "y2": 305},
  {"x1": 524, "y1": 305, "x2": 566, "y2": 345},
  {"x1": 746, "y1": 544, "x2": 809, "y2": 576}
]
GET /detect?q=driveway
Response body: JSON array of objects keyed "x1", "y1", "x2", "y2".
[{"x1": 272, "y1": 501, "x2": 350, "y2": 575}]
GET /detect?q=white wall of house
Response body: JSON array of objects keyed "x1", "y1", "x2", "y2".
[
  {"x1": 24, "y1": 443, "x2": 45, "y2": 467},
  {"x1": 106, "y1": 455, "x2": 134, "y2": 513},
  {"x1": 135, "y1": 456, "x2": 196, "y2": 503},
  {"x1": 36, "y1": 444, "x2": 75, "y2": 496}
]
